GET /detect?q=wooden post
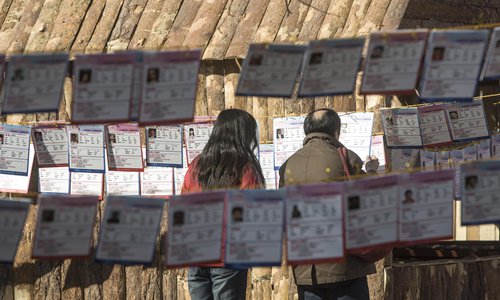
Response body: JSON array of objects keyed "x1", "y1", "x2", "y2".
[
  {"x1": 5, "y1": 0, "x2": 44, "y2": 54},
  {"x1": 106, "y1": 0, "x2": 148, "y2": 52},
  {"x1": 162, "y1": 0, "x2": 204, "y2": 49},
  {"x1": 70, "y1": 0, "x2": 106, "y2": 53},
  {"x1": 205, "y1": 61, "x2": 225, "y2": 117},
  {"x1": 85, "y1": 0, "x2": 125, "y2": 53}
]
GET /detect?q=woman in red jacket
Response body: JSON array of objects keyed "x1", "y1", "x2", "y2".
[{"x1": 182, "y1": 109, "x2": 265, "y2": 300}]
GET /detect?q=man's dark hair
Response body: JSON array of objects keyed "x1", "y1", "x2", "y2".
[{"x1": 304, "y1": 108, "x2": 341, "y2": 136}]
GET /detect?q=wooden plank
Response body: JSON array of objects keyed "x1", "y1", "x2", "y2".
[
  {"x1": 45, "y1": 0, "x2": 92, "y2": 51},
  {"x1": 13, "y1": 205, "x2": 36, "y2": 300},
  {"x1": 296, "y1": 0, "x2": 329, "y2": 42},
  {"x1": 267, "y1": 97, "x2": 284, "y2": 142},
  {"x1": 141, "y1": 0, "x2": 182, "y2": 49},
  {"x1": 85, "y1": 0, "x2": 125, "y2": 53},
  {"x1": 223, "y1": 59, "x2": 246, "y2": 110},
  {"x1": 203, "y1": 0, "x2": 249, "y2": 60},
  {"x1": 206, "y1": 61, "x2": 225, "y2": 116},
  {"x1": 125, "y1": 265, "x2": 143, "y2": 300},
  {"x1": 60, "y1": 259, "x2": 83, "y2": 300},
  {"x1": 253, "y1": 0, "x2": 286, "y2": 43},
  {"x1": 128, "y1": 0, "x2": 164, "y2": 48},
  {"x1": 6, "y1": 0, "x2": 44, "y2": 54},
  {"x1": 0, "y1": 0, "x2": 14, "y2": 29},
  {"x1": 23, "y1": 0, "x2": 63, "y2": 52},
  {"x1": 274, "y1": 0, "x2": 311, "y2": 43},
  {"x1": 70, "y1": 0, "x2": 106, "y2": 53},
  {"x1": 381, "y1": 0, "x2": 410, "y2": 30},
  {"x1": 0, "y1": 264, "x2": 13, "y2": 300},
  {"x1": 253, "y1": 97, "x2": 269, "y2": 143},
  {"x1": 224, "y1": 0, "x2": 269, "y2": 59},
  {"x1": 341, "y1": 0, "x2": 372, "y2": 37},
  {"x1": 33, "y1": 261, "x2": 62, "y2": 300},
  {"x1": 195, "y1": 62, "x2": 208, "y2": 116},
  {"x1": 358, "y1": 0, "x2": 392, "y2": 35},
  {"x1": 162, "y1": 0, "x2": 203, "y2": 49},
  {"x1": 317, "y1": 0, "x2": 353, "y2": 39},
  {"x1": 106, "y1": 0, "x2": 148, "y2": 52},
  {"x1": 0, "y1": 0, "x2": 28, "y2": 53},
  {"x1": 182, "y1": 0, "x2": 228, "y2": 51}
]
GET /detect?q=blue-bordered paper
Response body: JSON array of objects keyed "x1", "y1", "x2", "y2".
[
  {"x1": 225, "y1": 189, "x2": 285, "y2": 268},
  {"x1": 0, "y1": 124, "x2": 31, "y2": 176},
  {"x1": 0, "y1": 198, "x2": 30, "y2": 263},
  {"x1": 299, "y1": 38, "x2": 364, "y2": 97},
  {"x1": 67, "y1": 125, "x2": 105, "y2": 173},
  {"x1": 0, "y1": 144, "x2": 34, "y2": 194},
  {"x1": 418, "y1": 30, "x2": 489, "y2": 102},
  {"x1": 259, "y1": 144, "x2": 277, "y2": 190},
  {"x1": 3, "y1": 54, "x2": 68, "y2": 114},
  {"x1": 237, "y1": 44, "x2": 306, "y2": 97},
  {"x1": 95, "y1": 196, "x2": 165, "y2": 264},
  {"x1": 272, "y1": 116, "x2": 305, "y2": 170},
  {"x1": 146, "y1": 125, "x2": 183, "y2": 168}
]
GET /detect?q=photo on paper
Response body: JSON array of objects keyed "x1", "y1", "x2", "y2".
[
  {"x1": 385, "y1": 116, "x2": 394, "y2": 126},
  {"x1": 0, "y1": 134, "x2": 4, "y2": 145},
  {"x1": 41, "y1": 210, "x2": 55, "y2": 223},
  {"x1": 276, "y1": 128, "x2": 285, "y2": 140},
  {"x1": 11, "y1": 68, "x2": 24, "y2": 81},
  {"x1": 232, "y1": 207, "x2": 244, "y2": 222},
  {"x1": 249, "y1": 54, "x2": 264, "y2": 66},
  {"x1": 70, "y1": 133, "x2": 79, "y2": 144},
  {"x1": 34, "y1": 131, "x2": 43, "y2": 143},
  {"x1": 188, "y1": 128, "x2": 195, "y2": 139},
  {"x1": 79, "y1": 69, "x2": 92, "y2": 84},
  {"x1": 431, "y1": 47, "x2": 445, "y2": 61},
  {"x1": 448, "y1": 111, "x2": 459, "y2": 120},
  {"x1": 108, "y1": 133, "x2": 116, "y2": 144},
  {"x1": 107, "y1": 211, "x2": 121, "y2": 224},
  {"x1": 291, "y1": 205, "x2": 302, "y2": 218},
  {"x1": 309, "y1": 52, "x2": 323, "y2": 65},
  {"x1": 347, "y1": 196, "x2": 361, "y2": 211},
  {"x1": 148, "y1": 128, "x2": 157, "y2": 138},
  {"x1": 402, "y1": 190, "x2": 415, "y2": 204},
  {"x1": 465, "y1": 175, "x2": 478, "y2": 190},
  {"x1": 370, "y1": 46, "x2": 384, "y2": 59},
  {"x1": 147, "y1": 68, "x2": 159, "y2": 84},
  {"x1": 173, "y1": 211, "x2": 185, "y2": 226}
]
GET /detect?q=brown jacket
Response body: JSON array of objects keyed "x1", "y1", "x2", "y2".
[{"x1": 279, "y1": 132, "x2": 376, "y2": 285}]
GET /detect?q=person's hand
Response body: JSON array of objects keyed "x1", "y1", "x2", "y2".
[{"x1": 364, "y1": 155, "x2": 379, "y2": 173}]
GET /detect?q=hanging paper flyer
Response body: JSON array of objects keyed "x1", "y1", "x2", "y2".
[
  {"x1": 419, "y1": 30, "x2": 489, "y2": 101},
  {"x1": 106, "y1": 171, "x2": 140, "y2": 196},
  {"x1": 72, "y1": 53, "x2": 135, "y2": 123},
  {"x1": 461, "y1": 160, "x2": 500, "y2": 225},
  {"x1": 286, "y1": 183, "x2": 344, "y2": 265},
  {"x1": 32, "y1": 195, "x2": 98, "y2": 258},
  {"x1": 361, "y1": 30, "x2": 428, "y2": 95},
  {"x1": 0, "y1": 144, "x2": 34, "y2": 194},
  {"x1": 174, "y1": 147, "x2": 188, "y2": 195},
  {"x1": 96, "y1": 196, "x2": 164, "y2": 264},
  {"x1": 39, "y1": 167, "x2": 70, "y2": 194},
  {"x1": 450, "y1": 146, "x2": 477, "y2": 199},
  {"x1": 339, "y1": 112, "x2": 374, "y2": 161},
  {"x1": 273, "y1": 117, "x2": 305, "y2": 170},
  {"x1": 389, "y1": 148, "x2": 418, "y2": 172},
  {"x1": 3, "y1": 54, "x2": 68, "y2": 114},
  {"x1": 0, "y1": 124, "x2": 31, "y2": 176},
  {"x1": 259, "y1": 144, "x2": 277, "y2": 189},
  {"x1": 0, "y1": 198, "x2": 30, "y2": 263},
  {"x1": 139, "y1": 50, "x2": 201, "y2": 125},
  {"x1": 32, "y1": 124, "x2": 68, "y2": 167},
  {"x1": 344, "y1": 176, "x2": 399, "y2": 250},
  {"x1": 477, "y1": 138, "x2": 491, "y2": 160},
  {"x1": 420, "y1": 150, "x2": 436, "y2": 171},
  {"x1": 299, "y1": 38, "x2": 364, "y2": 96},
  {"x1": 398, "y1": 170, "x2": 454, "y2": 245},
  {"x1": 446, "y1": 101, "x2": 489, "y2": 142},
  {"x1": 417, "y1": 105, "x2": 453, "y2": 147},
  {"x1": 166, "y1": 191, "x2": 226, "y2": 267},
  {"x1": 370, "y1": 136, "x2": 386, "y2": 173},
  {"x1": 492, "y1": 134, "x2": 500, "y2": 158},
  {"x1": 70, "y1": 172, "x2": 104, "y2": 199},
  {"x1": 184, "y1": 123, "x2": 214, "y2": 165},
  {"x1": 435, "y1": 151, "x2": 451, "y2": 170},
  {"x1": 129, "y1": 51, "x2": 143, "y2": 121},
  {"x1": 106, "y1": 124, "x2": 143, "y2": 171},
  {"x1": 237, "y1": 44, "x2": 306, "y2": 97},
  {"x1": 67, "y1": 125, "x2": 105, "y2": 173},
  {"x1": 146, "y1": 125, "x2": 183, "y2": 167},
  {"x1": 140, "y1": 166, "x2": 174, "y2": 197},
  {"x1": 381, "y1": 108, "x2": 422, "y2": 148},
  {"x1": 480, "y1": 27, "x2": 500, "y2": 80},
  {"x1": 225, "y1": 190, "x2": 285, "y2": 267}
]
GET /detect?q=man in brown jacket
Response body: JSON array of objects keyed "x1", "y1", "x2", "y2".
[{"x1": 279, "y1": 108, "x2": 380, "y2": 300}]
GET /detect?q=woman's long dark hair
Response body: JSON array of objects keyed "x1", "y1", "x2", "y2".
[{"x1": 195, "y1": 109, "x2": 265, "y2": 190}]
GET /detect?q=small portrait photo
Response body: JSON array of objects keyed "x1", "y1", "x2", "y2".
[
  {"x1": 34, "y1": 131, "x2": 43, "y2": 143},
  {"x1": 173, "y1": 211, "x2": 185, "y2": 226},
  {"x1": 107, "y1": 211, "x2": 121, "y2": 224},
  {"x1": 147, "y1": 68, "x2": 159, "y2": 84},
  {"x1": 232, "y1": 207, "x2": 244, "y2": 222},
  {"x1": 347, "y1": 196, "x2": 361, "y2": 211},
  {"x1": 41, "y1": 210, "x2": 55, "y2": 223},
  {"x1": 188, "y1": 128, "x2": 195, "y2": 138},
  {"x1": 385, "y1": 116, "x2": 394, "y2": 126},
  {"x1": 370, "y1": 45, "x2": 384, "y2": 59},
  {"x1": 79, "y1": 69, "x2": 92, "y2": 84},
  {"x1": 148, "y1": 128, "x2": 157, "y2": 139},
  {"x1": 11, "y1": 68, "x2": 24, "y2": 81},
  {"x1": 0, "y1": 134, "x2": 4, "y2": 145},
  {"x1": 70, "y1": 133, "x2": 79, "y2": 144},
  {"x1": 108, "y1": 133, "x2": 116, "y2": 144},
  {"x1": 496, "y1": 39, "x2": 500, "y2": 48},
  {"x1": 465, "y1": 175, "x2": 478, "y2": 190},
  {"x1": 449, "y1": 111, "x2": 459, "y2": 120},
  {"x1": 276, "y1": 128, "x2": 284, "y2": 140},
  {"x1": 403, "y1": 190, "x2": 415, "y2": 204},
  {"x1": 431, "y1": 47, "x2": 446, "y2": 61},
  {"x1": 249, "y1": 54, "x2": 264, "y2": 66},
  {"x1": 291, "y1": 205, "x2": 302, "y2": 219},
  {"x1": 309, "y1": 52, "x2": 323, "y2": 65}
]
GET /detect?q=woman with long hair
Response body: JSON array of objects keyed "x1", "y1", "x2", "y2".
[{"x1": 181, "y1": 109, "x2": 265, "y2": 299}]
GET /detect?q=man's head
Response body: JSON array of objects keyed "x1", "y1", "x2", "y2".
[{"x1": 304, "y1": 108, "x2": 341, "y2": 139}]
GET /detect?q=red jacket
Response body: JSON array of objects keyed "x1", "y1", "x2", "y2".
[{"x1": 181, "y1": 157, "x2": 263, "y2": 267}]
